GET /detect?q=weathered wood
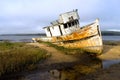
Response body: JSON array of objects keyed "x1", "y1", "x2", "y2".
[
  {"x1": 51, "y1": 19, "x2": 103, "y2": 54},
  {"x1": 32, "y1": 10, "x2": 103, "y2": 55}
]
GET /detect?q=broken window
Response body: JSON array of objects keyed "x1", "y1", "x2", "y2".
[
  {"x1": 71, "y1": 21, "x2": 74, "y2": 26},
  {"x1": 77, "y1": 20, "x2": 79, "y2": 24},
  {"x1": 68, "y1": 23, "x2": 71, "y2": 27},
  {"x1": 47, "y1": 27, "x2": 50, "y2": 32},
  {"x1": 74, "y1": 20, "x2": 79, "y2": 25},
  {"x1": 64, "y1": 23, "x2": 67, "y2": 28}
]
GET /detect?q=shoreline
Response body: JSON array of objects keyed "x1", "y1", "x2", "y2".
[
  {"x1": 26, "y1": 41, "x2": 120, "y2": 80},
  {"x1": 0, "y1": 40, "x2": 120, "y2": 80},
  {"x1": 98, "y1": 40, "x2": 120, "y2": 60},
  {"x1": 81, "y1": 40, "x2": 120, "y2": 80}
]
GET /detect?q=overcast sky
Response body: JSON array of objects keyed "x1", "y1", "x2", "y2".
[{"x1": 0, "y1": 0, "x2": 120, "y2": 34}]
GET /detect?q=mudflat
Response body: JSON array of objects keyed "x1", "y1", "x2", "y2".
[
  {"x1": 98, "y1": 45, "x2": 120, "y2": 60},
  {"x1": 1, "y1": 41, "x2": 118, "y2": 80},
  {"x1": 83, "y1": 41, "x2": 120, "y2": 80},
  {"x1": 29, "y1": 41, "x2": 120, "y2": 80}
]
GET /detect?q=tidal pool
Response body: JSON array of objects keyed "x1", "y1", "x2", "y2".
[{"x1": 1, "y1": 57, "x2": 120, "y2": 80}]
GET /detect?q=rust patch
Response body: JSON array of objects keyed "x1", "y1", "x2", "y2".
[{"x1": 51, "y1": 25, "x2": 98, "y2": 43}]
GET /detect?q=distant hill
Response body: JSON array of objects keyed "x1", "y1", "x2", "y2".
[
  {"x1": 101, "y1": 31, "x2": 120, "y2": 36},
  {"x1": 0, "y1": 33, "x2": 46, "y2": 36}
]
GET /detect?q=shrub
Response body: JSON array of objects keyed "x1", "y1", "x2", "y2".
[{"x1": 0, "y1": 42, "x2": 47, "y2": 76}]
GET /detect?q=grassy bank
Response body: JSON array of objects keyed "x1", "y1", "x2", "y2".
[
  {"x1": 0, "y1": 41, "x2": 47, "y2": 76},
  {"x1": 40, "y1": 42, "x2": 85, "y2": 55},
  {"x1": 103, "y1": 40, "x2": 120, "y2": 45}
]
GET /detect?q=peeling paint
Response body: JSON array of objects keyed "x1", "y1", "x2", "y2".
[{"x1": 32, "y1": 10, "x2": 103, "y2": 55}]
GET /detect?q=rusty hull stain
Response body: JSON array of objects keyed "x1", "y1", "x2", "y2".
[
  {"x1": 51, "y1": 26, "x2": 98, "y2": 42},
  {"x1": 51, "y1": 24, "x2": 102, "y2": 54},
  {"x1": 32, "y1": 10, "x2": 103, "y2": 54}
]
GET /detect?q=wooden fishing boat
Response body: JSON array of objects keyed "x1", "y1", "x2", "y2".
[
  {"x1": 32, "y1": 9, "x2": 103, "y2": 55},
  {"x1": 52, "y1": 20, "x2": 103, "y2": 54}
]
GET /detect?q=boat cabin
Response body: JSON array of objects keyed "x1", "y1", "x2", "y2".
[{"x1": 43, "y1": 9, "x2": 80, "y2": 37}]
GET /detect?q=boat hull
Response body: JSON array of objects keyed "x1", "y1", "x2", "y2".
[
  {"x1": 32, "y1": 19, "x2": 103, "y2": 55},
  {"x1": 58, "y1": 35, "x2": 103, "y2": 54},
  {"x1": 51, "y1": 20, "x2": 103, "y2": 54}
]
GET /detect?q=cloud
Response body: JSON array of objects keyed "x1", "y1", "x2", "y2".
[{"x1": 0, "y1": 0, "x2": 120, "y2": 33}]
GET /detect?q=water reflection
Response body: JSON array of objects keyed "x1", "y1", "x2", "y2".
[
  {"x1": 48, "y1": 59, "x2": 102, "y2": 80},
  {"x1": 1, "y1": 57, "x2": 120, "y2": 80},
  {"x1": 20, "y1": 58, "x2": 102, "y2": 80},
  {"x1": 102, "y1": 60, "x2": 120, "y2": 68}
]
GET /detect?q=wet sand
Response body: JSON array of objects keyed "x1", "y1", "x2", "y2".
[
  {"x1": 82, "y1": 41, "x2": 120, "y2": 80},
  {"x1": 82, "y1": 63, "x2": 120, "y2": 80},
  {"x1": 28, "y1": 43, "x2": 79, "y2": 64},
  {"x1": 98, "y1": 45, "x2": 120, "y2": 60},
  {"x1": 29, "y1": 41, "x2": 120, "y2": 80}
]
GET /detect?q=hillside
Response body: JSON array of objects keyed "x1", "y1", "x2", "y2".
[{"x1": 101, "y1": 31, "x2": 120, "y2": 36}]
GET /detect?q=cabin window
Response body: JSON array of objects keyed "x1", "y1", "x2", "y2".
[
  {"x1": 77, "y1": 20, "x2": 79, "y2": 24},
  {"x1": 74, "y1": 20, "x2": 79, "y2": 25},
  {"x1": 47, "y1": 27, "x2": 50, "y2": 32},
  {"x1": 74, "y1": 20, "x2": 77, "y2": 25},
  {"x1": 68, "y1": 23, "x2": 71, "y2": 27},
  {"x1": 71, "y1": 21, "x2": 74, "y2": 26},
  {"x1": 64, "y1": 23, "x2": 67, "y2": 28}
]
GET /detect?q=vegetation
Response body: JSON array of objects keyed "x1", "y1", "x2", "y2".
[
  {"x1": 39, "y1": 41, "x2": 102, "y2": 56},
  {"x1": 103, "y1": 40, "x2": 120, "y2": 46},
  {"x1": 40, "y1": 41, "x2": 85, "y2": 55},
  {"x1": 0, "y1": 41, "x2": 47, "y2": 76}
]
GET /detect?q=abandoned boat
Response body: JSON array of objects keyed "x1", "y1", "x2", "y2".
[{"x1": 32, "y1": 9, "x2": 103, "y2": 54}]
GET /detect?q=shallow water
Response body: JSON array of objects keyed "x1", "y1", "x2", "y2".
[
  {"x1": 0, "y1": 35, "x2": 43, "y2": 42},
  {"x1": 0, "y1": 35, "x2": 120, "y2": 42},
  {"x1": 102, "y1": 36, "x2": 120, "y2": 41},
  {"x1": 1, "y1": 56, "x2": 120, "y2": 80},
  {"x1": 102, "y1": 60, "x2": 120, "y2": 68}
]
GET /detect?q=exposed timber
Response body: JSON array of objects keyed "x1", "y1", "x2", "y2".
[{"x1": 32, "y1": 9, "x2": 103, "y2": 55}]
